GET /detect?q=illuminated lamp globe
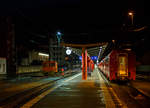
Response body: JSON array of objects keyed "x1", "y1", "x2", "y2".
[{"x1": 66, "y1": 49, "x2": 72, "y2": 55}]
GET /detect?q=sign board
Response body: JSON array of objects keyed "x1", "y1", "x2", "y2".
[{"x1": 0, "y1": 58, "x2": 6, "y2": 74}]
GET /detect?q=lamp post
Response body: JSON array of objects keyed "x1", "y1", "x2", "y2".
[
  {"x1": 128, "y1": 12, "x2": 134, "y2": 25},
  {"x1": 56, "y1": 31, "x2": 62, "y2": 44},
  {"x1": 56, "y1": 31, "x2": 62, "y2": 69},
  {"x1": 48, "y1": 33, "x2": 52, "y2": 61}
]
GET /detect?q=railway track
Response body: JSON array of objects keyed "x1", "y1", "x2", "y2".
[
  {"x1": 126, "y1": 82, "x2": 150, "y2": 108},
  {"x1": 98, "y1": 69, "x2": 150, "y2": 108},
  {"x1": 0, "y1": 71, "x2": 79, "y2": 108}
]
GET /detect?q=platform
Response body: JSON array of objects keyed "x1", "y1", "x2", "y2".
[
  {"x1": 1, "y1": 68, "x2": 150, "y2": 108},
  {"x1": 21, "y1": 68, "x2": 108, "y2": 108}
]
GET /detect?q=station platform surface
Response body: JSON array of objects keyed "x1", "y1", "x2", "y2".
[
  {"x1": 21, "y1": 69, "x2": 107, "y2": 108},
  {"x1": 20, "y1": 68, "x2": 150, "y2": 108},
  {"x1": 1, "y1": 68, "x2": 150, "y2": 108}
]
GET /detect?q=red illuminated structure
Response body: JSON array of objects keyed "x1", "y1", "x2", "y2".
[
  {"x1": 98, "y1": 49, "x2": 136, "y2": 81},
  {"x1": 82, "y1": 49, "x2": 95, "y2": 79},
  {"x1": 82, "y1": 48, "x2": 87, "y2": 80},
  {"x1": 61, "y1": 42, "x2": 106, "y2": 80}
]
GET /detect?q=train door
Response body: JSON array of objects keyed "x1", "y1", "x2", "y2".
[{"x1": 118, "y1": 53, "x2": 128, "y2": 79}]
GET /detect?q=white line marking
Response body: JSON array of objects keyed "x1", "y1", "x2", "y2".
[
  {"x1": 20, "y1": 73, "x2": 82, "y2": 108},
  {"x1": 96, "y1": 67, "x2": 128, "y2": 108},
  {"x1": 63, "y1": 73, "x2": 82, "y2": 82}
]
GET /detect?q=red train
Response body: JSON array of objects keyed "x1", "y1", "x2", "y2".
[{"x1": 98, "y1": 49, "x2": 136, "y2": 81}]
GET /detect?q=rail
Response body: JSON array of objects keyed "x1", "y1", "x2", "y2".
[{"x1": 0, "y1": 71, "x2": 80, "y2": 108}]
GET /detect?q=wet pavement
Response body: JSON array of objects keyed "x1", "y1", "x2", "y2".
[
  {"x1": 26, "y1": 70, "x2": 106, "y2": 108},
  {"x1": 21, "y1": 68, "x2": 150, "y2": 108},
  {"x1": 1, "y1": 68, "x2": 150, "y2": 108}
]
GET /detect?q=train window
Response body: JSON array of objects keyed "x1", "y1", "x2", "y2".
[{"x1": 118, "y1": 54, "x2": 128, "y2": 76}]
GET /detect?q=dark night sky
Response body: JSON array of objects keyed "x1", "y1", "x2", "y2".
[{"x1": 0, "y1": 0, "x2": 148, "y2": 43}]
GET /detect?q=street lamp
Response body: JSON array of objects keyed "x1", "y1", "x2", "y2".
[
  {"x1": 56, "y1": 31, "x2": 62, "y2": 43},
  {"x1": 128, "y1": 12, "x2": 134, "y2": 25}
]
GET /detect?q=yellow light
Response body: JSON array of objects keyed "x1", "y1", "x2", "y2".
[
  {"x1": 38, "y1": 52, "x2": 49, "y2": 57},
  {"x1": 124, "y1": 48, "x2": 131, "y2": 51},
  {"x1": 112, "y1": 40, "x2": 115, "y2": 43},
  {"x1": 128, "y1": 12, "x2": 133, "y2": 16}
]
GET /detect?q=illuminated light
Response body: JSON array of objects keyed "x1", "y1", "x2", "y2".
[
  {"x1": 128, "y1": 12, "x2": 133, "y2": 16},
  {"x1": 133, "y1": 26, "x2": 147, "y2": 32},
  {"x1": 112, "y1": 40, "x2": 115, "y2": 43},
  {"x1": 96, "y1": 60, "x2": 99, "y2": 64},
  {"x1": 79, "y1": 56, "x2": 82, "y2": 60},
  {"x1": 65, "y1": 57, "x2": 69, "y2": 60},
  {"x1": 38, "y1": 53, "x2": 49, "y2": 57},
  {"x1": 66, "y1": 47, "x2": 70, "y2": 49},
  {"x1": 66, "y1": 49, "x2": 72, "y2": 55},
  {"x1": 94, "y1": 56, "x2": 97, "y2": 60},
  {"x1": 57, "y1": 32, "x2": 61, "y2": 35},
  {"x1": 124, "y1": 48, "x2": 131, "y2": 51},
  {"x1": 91, "y1": 56, "x2": 98, "y2": 60},
  {"x1": 98, "y1": 47, "x2": 102, "y2": 59},
  {"x1": 56, "y1": 31, "x2": 62, "y2": 43}
]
